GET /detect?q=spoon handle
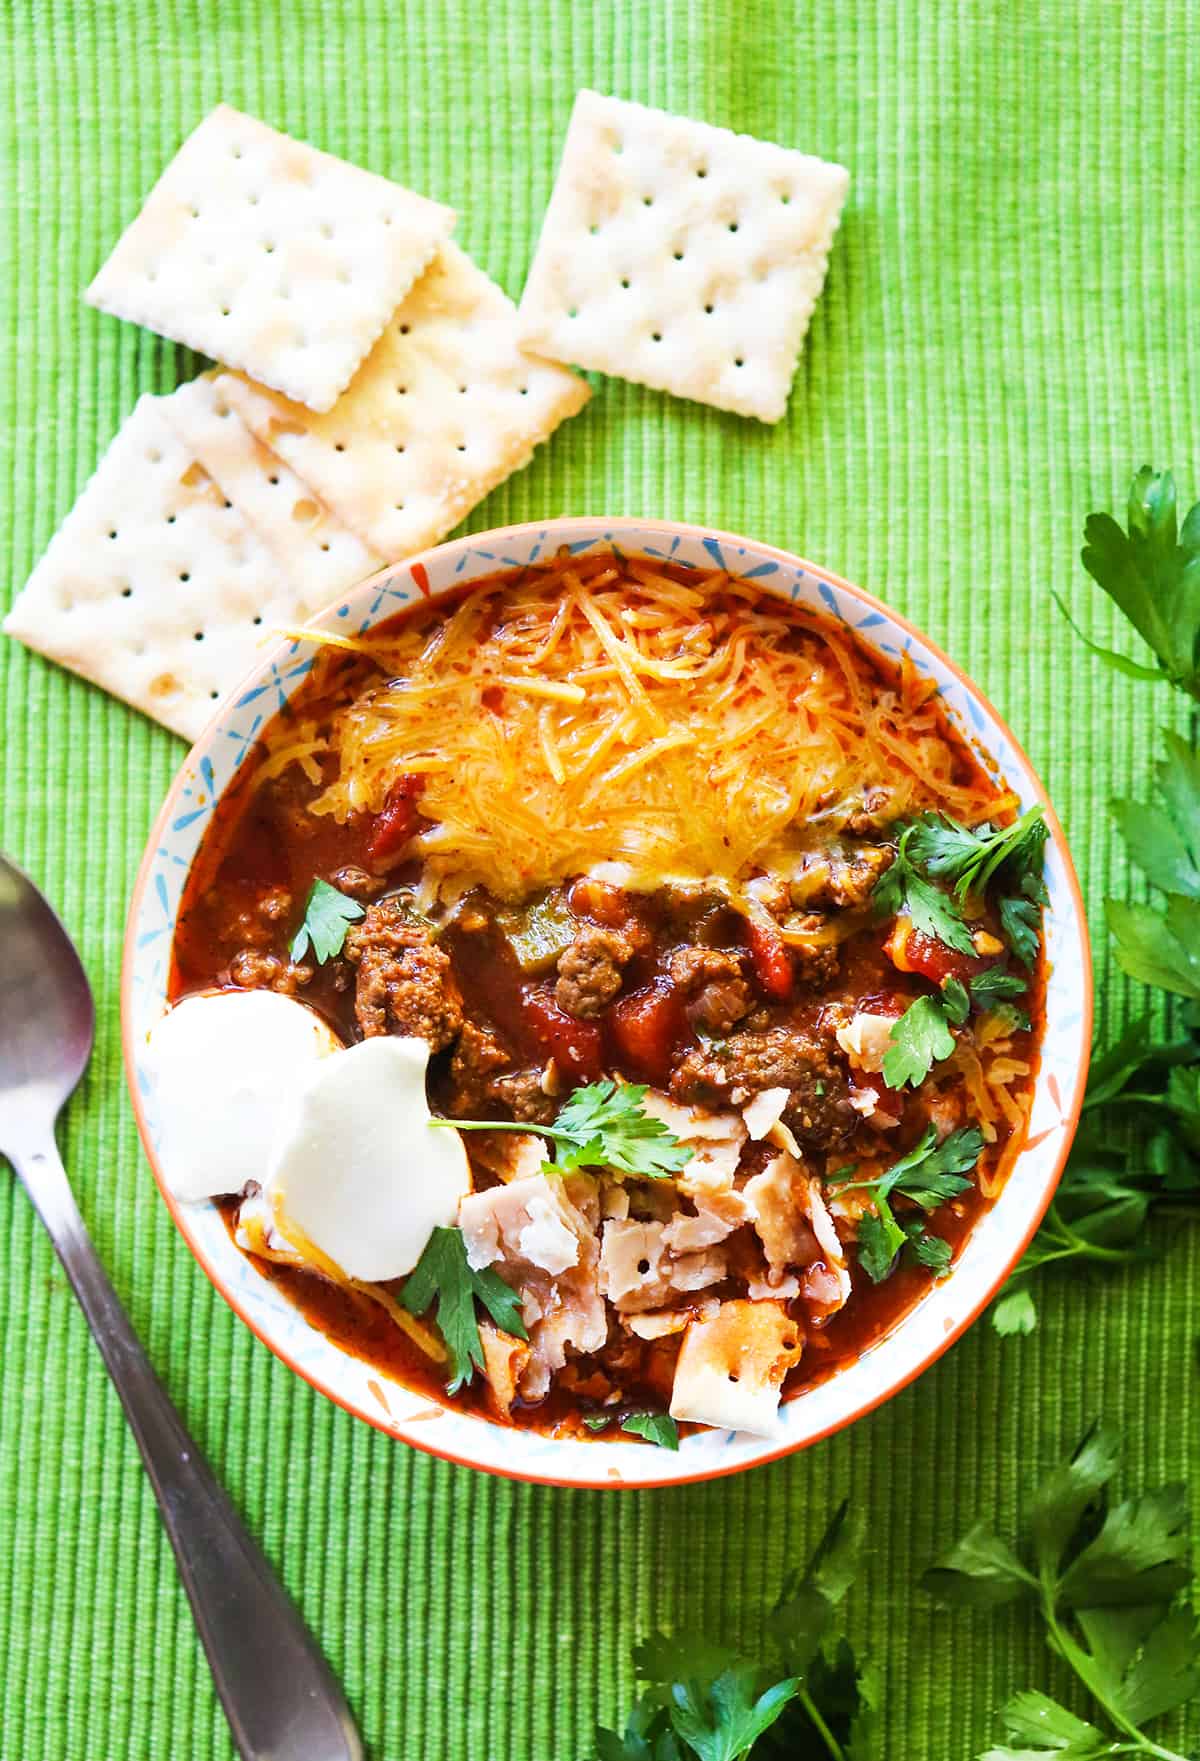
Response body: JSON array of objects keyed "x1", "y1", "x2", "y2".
[{"x1": 11, "y1": 1130, "x2": 362, "y2": 1761}]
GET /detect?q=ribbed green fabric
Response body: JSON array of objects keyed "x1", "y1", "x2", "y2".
[{"x1": 1, "y1": 2, "x2": 1197, "y2": 1755}]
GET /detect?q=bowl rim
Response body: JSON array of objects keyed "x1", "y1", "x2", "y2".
[{"x1": 122, "y1": 514, "x2": 1093, "y2": 1489}]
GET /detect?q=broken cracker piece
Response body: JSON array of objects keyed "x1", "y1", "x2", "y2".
[
  {"x1": 87, "y1": 104, "x2": 455, "y2": 413},
  {"x1": 517, "y1": 90, "x2": 848, "y2": 422},
  {"x1": 669, "y1": 1298, "x2": 803, "y2": 1435},
  {"x1": 3, "y1": 395, "x2": 339, "y2": 740},
  {"x1": 161, "y1": 377, "x2": 382, "y2": 599},
  {"x1": 216, "y1": 242, "x2": 590, "y2": 561}
]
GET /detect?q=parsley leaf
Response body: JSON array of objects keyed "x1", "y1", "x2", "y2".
[
  {"x1": 856, "y1": 1205, "x2": 906, "y2": 1283},
  {"x1": 399, "y1": 1226, "x2": 526, "y2": 1395},
  {"x1": 289, "y1": 878, "x2": 365, "y2": 963},
  {"x1": 901, "y1": 1219, "x2": 953, "y2": 1276},
  {"x1": 1106, "y1": 735, "x2": 1200, "y2": 997},
  {"x1": 906, "y1": 805, "x2": 1048, "y2": 901},
  {"x1": 836, "y1": 1127, "x2": 982, "y2": 1283},
  {"x1": 999, "y1": 892, "x2": 1042, "y2": 969},
  {"x1": 871, "y1": 824, "x2": 978, "y2": 955},
  {"x1": 622, "y1": 1411, "x2": 680, "y2": 1451},
  {"x1": 442, "y1": 1079, "x2": 692, "y2": 1181},
  {"x1": 1063, "y1": 468, "x2": 1200, "y2": 700},
  {"x1": 969, "y1": 967, "x2": 1029, "y2": 1011},
  {"x1": 925, "y1": 1423, "x2": 1200, "y2": 1761},
  {"x1": 940, "y1": 975, "x2": 971, "y2": 1025},
  {"x1": 602, "y1": 1504, "x2": 875, "y2": 1761},
  {"x1": 881, "y1": 993, "x2": 957, "y2": 1088}
]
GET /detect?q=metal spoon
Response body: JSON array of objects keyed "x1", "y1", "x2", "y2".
[{"x1": 0, "y1": 855, "x2": 362, "y2": 1761}]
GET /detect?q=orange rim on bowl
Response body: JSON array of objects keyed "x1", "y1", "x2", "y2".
[{"x1": 122, "y1": 518, "x2": 1093, "y2": 1489}]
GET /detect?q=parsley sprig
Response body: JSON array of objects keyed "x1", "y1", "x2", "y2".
[
  {"x1": 872, "y1": 809, "x2": 1048, "y2": 969},
  {"x1": 1107, "y1": 727, "x2": 1200, "y2": 999},
  {"x1": 924, "y1": 1422, "x2": 1199, "y2": 1761},
  {"x1": 399, "y1": 1225, "x2": 526, "y2": 1395},
  {"x1": 832, "y1": 1125, "x2": 983, "y2": 1283},
  {"x1": 289, "y1": 878, "x2": 364, "y2": 963},
  {"x1": 598, "y1": 1502, "x2": 877, "y2": 1761},
  {"x1": 1055, "y1": 467, "x2": 1200, "y2": 699},
  {"x1": 991, "y1": 1017, "x2": 1200, "y2": 1336},
  {"x1": 436, "y1": 1079, "x2": 693, "y2": 1180}
]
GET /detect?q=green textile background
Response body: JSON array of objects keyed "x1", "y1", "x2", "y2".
[{"x1": 1, "y1": 2, "x2": 1198, "y2": 1756}]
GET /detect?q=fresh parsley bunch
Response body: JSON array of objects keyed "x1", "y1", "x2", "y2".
[
  {"x1": 924, "y1": 1423, "x2": 1200, "y2": 1761},
  {"x1": 1107, "y1": 728, "x2": 1200, "y2": 999},
  {"x1": 597, "y1": 1502, "x2": 878, "y2": 1761}
]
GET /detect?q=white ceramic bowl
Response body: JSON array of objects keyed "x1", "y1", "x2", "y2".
[{"x1": 123, "y1": 517, "x2": 1092, "y2": 1488}]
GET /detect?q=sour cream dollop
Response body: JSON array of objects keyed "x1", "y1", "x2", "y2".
[
  {"x1": 265, "y1": 1035, "x2": 471, "y2": 1282},
  {"x1": 146, "y1": 990, "x2": 341, "y2": 1203}
]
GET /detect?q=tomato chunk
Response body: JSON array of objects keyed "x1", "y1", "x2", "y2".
[
  {"x1": 518, "y1": 986, "x2": 603, "y2": 1083},
  {"x1": 367, "y1": 774, "x2": 425, "y2": 863},
  {"x1": 885, "y1": 920, "x2": 979, "y2": 987},
  {"x1": 607, "y1": 980, "x2": 689, "y2": 1086},
  {"x1": 746, "y1": 917, "x2": 794, "y2": 999}
]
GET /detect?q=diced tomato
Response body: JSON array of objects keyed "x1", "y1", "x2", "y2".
[
  {"x1": 746, "y1": 917, "x2": 794, "y2": 999},
  {"x1": 607, "y1": 980, "x2": 689, "y2": 1085},
  {"x1": 366, "y1": 774, "x2": 425, "y2": 863},
  {"x1": 567, "y1": 876, "x2": 635, "y2": 929},
  {"x1": 885, "y1": 920, "x2": 977, "y2": 987},
  {"x1": 518, "y1": 986, "x2": 603, "y2": 1083}
]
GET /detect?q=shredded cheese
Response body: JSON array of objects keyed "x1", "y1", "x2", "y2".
[{"x1": 264, "y1": 549, "x2": 1013, "y2": 901}]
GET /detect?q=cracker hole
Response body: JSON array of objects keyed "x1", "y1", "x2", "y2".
[
  {"x1": 335, "y1": 442, "x2": 346, "y2": 451},
  {"x1": 783, "y1": 1336, "x2": 798, "y2": 1350},
  {"x1": 781, "y1": 193, "x2": 791, "y2": 205},
  {"x1": 210, "y1": 690, "x2": 219, "y2": 699},
  {"x1": 642, "y1": 195, "x2": 653, "y2": 206},
  {"x1": 248, "y1": 192, "x2": 260, "y2": 206},
  {"x1": 147, "y1": 450, "x2": 162, "y2": 464},
  {"x1": 223, "y1": 500, "x2": 233, "y2": 510},
  {"x1": 395, "y1": 444, "x2": 406, "y2": 454},
  {"x1": 456, "y1": 443, "x2": 465, "y2": 452},
  {"x1": 220, "y1": 306, "x2": 231, "y2": 317},
  {"x1": 394, "y1": 502, "x2": 405, "y2": 510},
  {"x1": 320, "y1": 222, "x2": 334, "y2": 239},
  {"x1": 727, "y1": 1372, "x2": 739, "y2": 1383},
  {"x1": 268, "y1": 475, "x2": 279, "y2": 485},
  {"x1": 120, "y1": 587, "x2": 132, "y2": 598},
  {"x1": 320, "y1": 542, "x2": 330, "y2": 552},
  {"x1": 189, "y1": 205, "x2": 200, "y2": 218},
  {"x1": 568, "y1": 308, "x2": 578, "y2": 318},
  {"x1": 458, "y1": 385, "x2": 468, "y2": 394},
  {"x1": 728, "y1": 222, "x2": 739, "y2": 232},
  {"x1": 264, "y1": 242, "x2": 275, "y2": 254},
  {"x1": 252, "y1": 615, "x2": 263, "y2": 625},
  {"x1": 519, "y1": 386, "x2": 529, "y2": 396},
  {"x1": 398, "y1": 323, "x2": 410, "y2": 335},
  {"x1": 620, "y1": 279, "x2": 630, "y2": 290},
  {"x1": 673, "y1": 251, "x2": 684, "y2": 262},
  {"x1": 107, "y1": 529, "x2": 118, "y2": 540},
  {"x1": 179, "y1": 571, "x2": 190, "y2": 582},
  {"x1": 193, "y1": 631, "x2": 204, "y2": 642},
  {"x1": 232, "y1": 146, "x2": 243, "y2": 159},
  {"x1": 612, "y1": 140, "x2": 623, "y2": 154},
  {"x1": 696, "y1": 167, "x2": 708, "y2": 178},
  {"x1": 636, "y1": 1258, "x2": 650, "y2": 1275},
  {"x1": 589, "y1": 224, "x2": 599, "y2": 235},
  {"x1": 704, "y1": 303, "x2": 714, "y2": 314},
  {"x1": 651, "y1": 331, "x2": 662, "y2": 342},
  {"x1": 734, "y1": 357, "x2": 744, "y2": 366},
  {"x1": 395, "y1": 385, "x2": 407, "y2": 396}
]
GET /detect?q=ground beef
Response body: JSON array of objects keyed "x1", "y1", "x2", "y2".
[
  {"x1": 448, "y1": 1021, "x2": 556, "y2": 1124},
  {"x1": 555, "y1": 923, "x2": 639, "y2": 1018},
  {"x1": 790, "y1": 845, "x2": 894, "y2": 911},
  {"x1": 220, "y1": 885, "x2": 294, "y2": 950},
  {"x1": 666, "y1": 947, "x2": 753, "y2": 1034},
  {"x1": 228, "y1": 948, "x2": 313, "y2": 994},
  {"x1": 343, "y1": 896, "x2": 462, "y2": 1048},
  {"x1": 669, "y1": 1026, "x2": 856, "y2": 1148},
  {"x1": 330, "y1": 864, "x2": 384, "y2": 900},
  {"x1": 781, "y1": 913, "x2": 842, "y2": 988}
]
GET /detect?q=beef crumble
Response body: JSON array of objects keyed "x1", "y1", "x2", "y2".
[
  {"x1": 555, "y1": 922, "x2": 641, "y2": 1019},
  {"x1": 670, "y1": 1025, "x2": 856, "y2": 1148},
  {"x1": 343, "y1": 896, "x2": 463, "y2": 1048}
]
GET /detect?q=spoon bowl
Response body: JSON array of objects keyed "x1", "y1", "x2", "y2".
[{"x1": 0, "y1": 858, "x2": 93, "y2": 1123}]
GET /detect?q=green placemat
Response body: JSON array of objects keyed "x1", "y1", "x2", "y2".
[{"x1": 1, "y1": 2, "x2": 1197, "y2": 1756}]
